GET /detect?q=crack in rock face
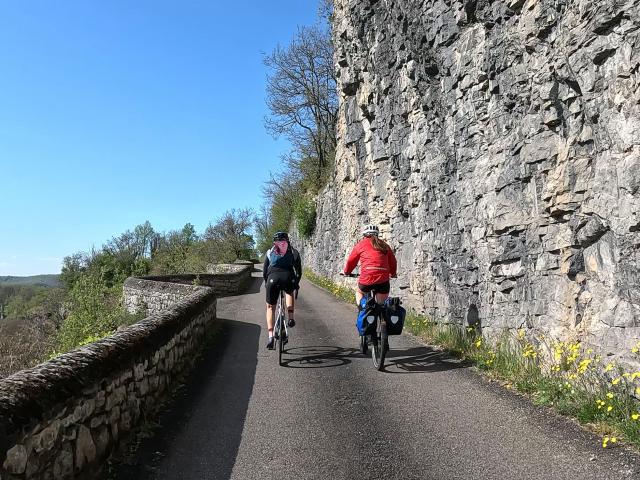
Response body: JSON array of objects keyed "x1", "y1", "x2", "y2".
[{"x1": 297, "y1": 0, "x2": 640, "y2": 366}]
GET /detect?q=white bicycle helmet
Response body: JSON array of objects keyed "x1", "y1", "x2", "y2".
[{"x1": 361, "y1": 224, "x2": 380, "y2": 236}]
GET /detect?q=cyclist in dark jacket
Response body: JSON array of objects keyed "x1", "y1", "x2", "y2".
[{"x1": 263, "y1": 232, "x2": 302, "y2": 349}]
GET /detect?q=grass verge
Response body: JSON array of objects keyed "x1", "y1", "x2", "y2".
[{"x1": 305, "y1": 268, "x2": 640, "y2": 451}]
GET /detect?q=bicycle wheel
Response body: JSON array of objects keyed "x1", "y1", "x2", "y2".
[
  {"x1": 278, "y1": 294, "x2": 286, "y2": 366},
  {"x1": 371, "y1": 319, "x2": 387, "y2": 371}
]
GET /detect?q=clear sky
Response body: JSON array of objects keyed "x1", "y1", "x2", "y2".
[{"x1": 0, "y1": 1, "x2": 319, "y2": 276}]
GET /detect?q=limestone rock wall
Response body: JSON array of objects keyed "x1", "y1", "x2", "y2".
[{"x1": 302, "y1": 0, "x2": 640, "y2": 362}]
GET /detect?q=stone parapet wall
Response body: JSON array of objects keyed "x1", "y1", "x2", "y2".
[
  {"x1": 123, "y1": 278, "x2": 205, "y2": 316},
  {"x1": 125, "y1": 263, "x2": 253, "y2": 313},
  {"x1": 0, "y1": 288, "x2": 215, "y2": 480},
  {"x1": 0, "y1": 263, "x2": 253, "y2": 479},
  {"x1": 301, "y1": 0, "x2": 640, "y2": 365}
]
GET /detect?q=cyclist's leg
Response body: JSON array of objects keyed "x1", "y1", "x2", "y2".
[
  {"x1": 355, "y1": 288, "x2": 365, "y2": 307},
  {"x1": 356, "y1": 282, "x2": 371, "y2": 308},
  {"x1": 265, "y1": 274, "x2": 280, "y2": 348},
  {"x1": 284, "y1": 272, "x2": 296, "y2": 326}
]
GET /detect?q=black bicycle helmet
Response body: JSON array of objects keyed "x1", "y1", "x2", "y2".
[{"x1": 273, "y1": 231, "x2": 289, "y2": 241}]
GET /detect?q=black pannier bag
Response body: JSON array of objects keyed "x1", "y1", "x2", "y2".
[
  {"x1": 357, "y1": 297, "x2": 380, "y2": 336},
  {"x1": 384, "y1": 297, "x2": 406, "y2": 335}
]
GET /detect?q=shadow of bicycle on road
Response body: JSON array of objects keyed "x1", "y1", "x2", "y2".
[
  {"x1": 280, "y1": 345, "x2": 360, "y2": 369},
  {"x1": 384, "y1": 345, "x2": 469, "y2": 374}
]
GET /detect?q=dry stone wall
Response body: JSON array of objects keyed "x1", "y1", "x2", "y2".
[
  {"x1": 301, "y1": 0, "x2": 640, "y2": 364},
  {"x1": 0, "y1": 263, "x2": 252, "y2": 479},
  {"x1": 123, "y1": 264, "x2": 252, "y2": 316}
]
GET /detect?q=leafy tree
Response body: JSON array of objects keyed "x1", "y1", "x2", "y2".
[
  {"x1": 60, "y1": 252, "x2": 88, "y2": 289},
  {"x1": 204, "y1": 208, "x2": 255, "y2": 262}
]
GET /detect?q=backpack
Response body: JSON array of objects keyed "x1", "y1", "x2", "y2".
[{"x1": 268, "y1": 240, "x2": 294, "y2": 269}]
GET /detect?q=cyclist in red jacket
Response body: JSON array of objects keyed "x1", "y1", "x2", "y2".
[{"x1": 343, "y1": 224, "x2": 397, "y2": 307}]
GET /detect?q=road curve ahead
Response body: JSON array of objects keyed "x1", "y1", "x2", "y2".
[{"x1": 113, "y1": 269, "x2": 640, "y2": 480}]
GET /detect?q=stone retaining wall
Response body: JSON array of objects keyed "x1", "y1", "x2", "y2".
[{"x1": 0, "y1": 263, "x2": 253, "y2": 479}]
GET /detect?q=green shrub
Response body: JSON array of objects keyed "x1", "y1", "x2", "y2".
[
  {"x1": 294, "y1": 196, "x2": 317, "y2": 239},
  {"x1": 54, "y1": 272, "x2": 140, "y2": 354}
]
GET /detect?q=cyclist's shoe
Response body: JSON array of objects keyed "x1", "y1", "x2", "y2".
[
  {"x1": 266, "y1": 337, "x2": 275, "y2": 350},
  {"x1": 287, "y1": 318, "x2": 296, "y2": 328}
]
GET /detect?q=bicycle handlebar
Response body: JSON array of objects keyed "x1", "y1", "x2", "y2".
[{"x1": 340, "y1": 272, "x2": 359, "y2": 278}]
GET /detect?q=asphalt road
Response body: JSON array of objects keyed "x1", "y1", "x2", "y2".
[{"x1": 113, "y1": 270, "x2": 640, "y2": 479}]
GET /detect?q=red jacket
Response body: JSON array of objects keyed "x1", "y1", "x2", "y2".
[{"x1": 343, "y1": 238, "x2": 398, "y2": 285}]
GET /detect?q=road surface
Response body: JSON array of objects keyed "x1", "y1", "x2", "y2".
[{"x1": 112, "y1": 270, "x2": 640, "y2": 479}]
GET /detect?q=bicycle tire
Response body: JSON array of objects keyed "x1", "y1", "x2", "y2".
[
  {"x1": 278, "y1": 293, "x2": 285, "y2": 366},
  {"x1": 371, "y1": 319, "x2": 387, "y2": 371}
]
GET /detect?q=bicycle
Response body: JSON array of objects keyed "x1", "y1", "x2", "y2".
[
  {"x1": 341, "y1": 273, "x2": 388, "y2": 371},
  {"x1": 273, "y1": 288, "x2": 299, "y2": 367},
  {"x1": 273, "y1": 289, "x2": 288, "y2": 366}
]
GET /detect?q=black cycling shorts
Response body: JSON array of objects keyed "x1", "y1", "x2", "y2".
[
  {"x1": 358, "y1": 281, "x2": 390, "y2": 295},
  {"x1": 265, "y1": 271, "x2": 296, "y2": 305}
]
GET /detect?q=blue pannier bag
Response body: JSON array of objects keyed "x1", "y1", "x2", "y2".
[
  {"x1": 384, "y1": 297, "x2": 406, "y2": 335},
  {"x1": 356, "y1": 297, "x2": 378, "y2": 335}
]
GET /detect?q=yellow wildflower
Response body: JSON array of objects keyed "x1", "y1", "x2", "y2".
[
  {"x1": 636, "y1": 387, "x2": 640, "y2": 396},
  {"x1": 632, "y1": 413, "x2": 640, "y2": 420},
  {"x1": 612, "y1": 377, "x2": 621, "y2": 385},
  {"x1": 607, "y1": 406, "x2": 613, "y2": 412},
  {"x1": 475, "y1": 338, "x2": 482, "y2": 348},
  {"x1": 606, "y1": 392, "x2": 614, "y2": 399},
  {"x1": 604, "y1": 363, "x2": 615, "y2": 372}
]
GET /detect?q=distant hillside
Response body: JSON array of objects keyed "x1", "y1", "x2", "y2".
[{"x1": 0, "y1": 275, "x2": 61, "y2": 288}]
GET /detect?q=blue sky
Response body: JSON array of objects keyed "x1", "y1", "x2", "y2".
[{"x1": 0, "y1": 1, "x2": 319, "y2": 275}]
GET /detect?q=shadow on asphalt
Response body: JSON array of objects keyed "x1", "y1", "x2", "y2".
[
  {"x1": 243, "y1": 275, "x2": 263, "y2": 295},
  {"x1": 107, "y1": 318, "x2": 260, "y2": 480},
  {"x1": 280, "y1": 345, "x2": 360, "y2": 369},
  {"x1": 384, "y1": 346, "x2": 469, "y2": 374}
]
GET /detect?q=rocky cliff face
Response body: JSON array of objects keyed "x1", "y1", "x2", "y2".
[{"x1": 301, "y1": 0, "x2": 640, "y2": 361}]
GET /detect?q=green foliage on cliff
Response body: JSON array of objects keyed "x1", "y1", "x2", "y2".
[{"x1": 294, "y1": 197, "x2": 317, "y2": 238}]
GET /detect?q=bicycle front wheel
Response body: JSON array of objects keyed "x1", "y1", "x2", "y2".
[
  {"x1": 371, "y1": 321, "x2": 387, "y2": 371},
  {"x1": 278, "y1": 317, "x2": 285, "y2": 366}
]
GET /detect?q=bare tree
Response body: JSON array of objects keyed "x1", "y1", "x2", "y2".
[{"x1": 264, "y1": 24, "x2": 338, "y2": 189}]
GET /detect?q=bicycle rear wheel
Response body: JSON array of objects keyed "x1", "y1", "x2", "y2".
[
  {"x1": 371, "y1": 319, "x2": 387, "y2": 371},
  {"x1": 278, "y1": 293, "x2": 286, "y2": 366}
]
